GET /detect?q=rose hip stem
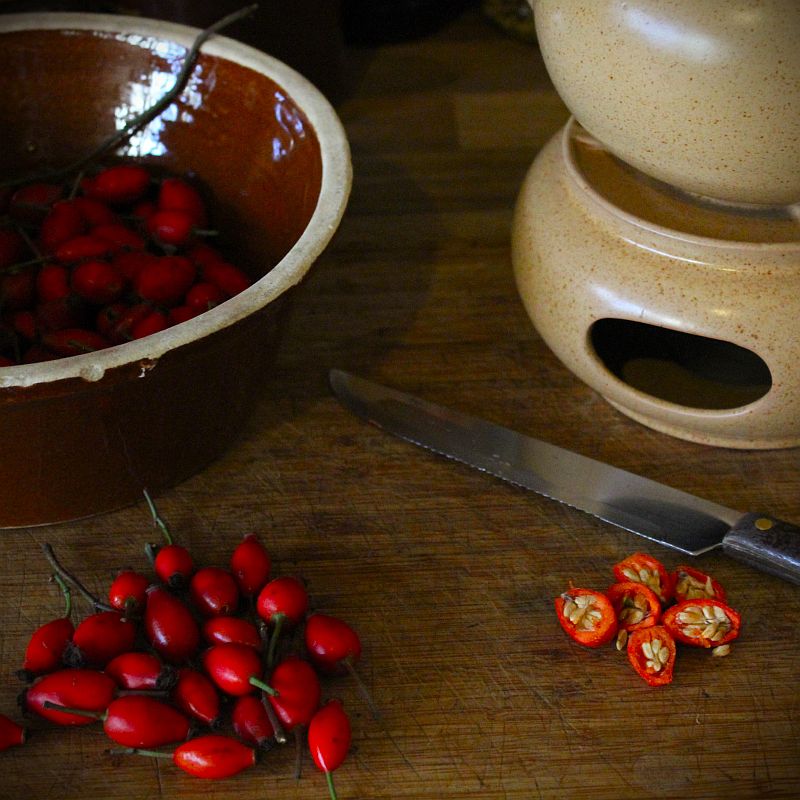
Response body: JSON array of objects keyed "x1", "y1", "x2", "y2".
[
  {"x1": 41, "y1": 543, "x2": 117, "y2": 613},
  {"x1": 0, "y1": 5, "x2": 259, "y2": 190}
]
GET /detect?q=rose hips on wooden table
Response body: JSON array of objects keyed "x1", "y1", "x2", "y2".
[
  {"x1": 143, "y1": 585, "x2": 199, "y2": 664},
  {"x1": 107, "y1": 569, "x2": 150, "y2": 616},
  {"x1": 121, "y1": 734, "x2": 257, "y2": 780},
  {"x1": 229, "y1": 534, "x2": 271, "y2": 597},
  {"x1": 189, "y1": 566, "x2": 240, "y2": 617},
  {"x1": 613, "y1": 553, "x2": 673, "y2": 605},
  {"x1": 201, "y1": 643, "x2": 275, "y2": 697},
  {"x1": 308, "y1": 699, "x2": 352, "y2": 800},
  {"x1": 671, "y1": 565, "x2": 727, "y2": 603},
  {"x1": 202, "y1": 616, "x2": 262, "y2": 649},
  {"x1": 626, "y1": 625, "x2": 677, "y2": 687},
  {"x1": 0, "y1": 713, "x2": 26, "y2": 751},
  {"x1": 43, "y1": 695, "x2": 190, "y2": 748},
  {"x1": 20, "y1": 574, "x2": 73, "y2": 678},
  {"x1": 105, "y1": 651, "x2": 176, "y2": 692},
  {"x1": 172, "y1": 667, "x2": 222, "y2": 727},
  {"x1": 554, "y1": 587, "x2": 617, "y2": 648},
  {"x1": 267, "y1": 656, "x2": 321, "y2": 732},
  {"x1": 257, "y1": 576, "x2": 309, "y2": 667},
  {"x1": 662, "y1": 598, "x2": 741, "y2": 649},
  {"x1": 24, "y1": 668, "x2": 117, "y2": 725},
  {"x1": 231, "y1": 695, "x2": 275, "y2": 749},
  {"x1": 69, "y1": 610, "x2": 137, "y2": 667}
]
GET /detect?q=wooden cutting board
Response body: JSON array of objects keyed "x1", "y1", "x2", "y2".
[{"x1": 0, "y1": 9, "x2": 798, "y2": 799}]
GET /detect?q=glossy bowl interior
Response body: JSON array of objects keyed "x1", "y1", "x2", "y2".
[{"x1": 0, "y1": 13, "x2": 351, "y2": 526}]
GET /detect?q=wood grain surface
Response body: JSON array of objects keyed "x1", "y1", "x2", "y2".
[{"x1": 1, "y1": 9, "x2": 799, "y2": 799}]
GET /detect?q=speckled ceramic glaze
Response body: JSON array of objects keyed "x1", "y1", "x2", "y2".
[
  {"x1": 0, "y1": 14, "x2": 351, "y2": 526},
  {"x1": 530, "y1": 0, "x2": 800, "y2": 205},
  {"x1": 512, "y1": 120, "x2": 800, "y2": 448}
]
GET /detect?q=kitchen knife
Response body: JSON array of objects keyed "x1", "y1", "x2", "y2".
[{"x1": 330, "y1": 369, "x2": 800, "y2": 585}]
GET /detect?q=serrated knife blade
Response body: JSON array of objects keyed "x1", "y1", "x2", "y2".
[{"x1": 330, "y1": 370, "x2": 800, "y2": 585}]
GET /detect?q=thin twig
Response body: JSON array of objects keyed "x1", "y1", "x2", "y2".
[
  {"x1": 1, "y1": 4, "x2": 258, "y2": 189},
  {"x1": 42, "y1": 543, "x2": 117, "y2": 613}
]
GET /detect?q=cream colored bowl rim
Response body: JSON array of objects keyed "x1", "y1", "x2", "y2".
[
  {"x1": 561, "y1": 117, "x2": 800, "y2": 254},
  {"x1": 0, "y1": 12, "x2": 352, "y2": 389}
]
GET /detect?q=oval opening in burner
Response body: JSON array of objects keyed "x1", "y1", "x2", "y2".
[{"x1": 590, "y1": 319, "x2": 772, "y2": 410}]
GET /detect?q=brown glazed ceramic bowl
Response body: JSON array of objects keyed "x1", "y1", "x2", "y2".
[{"x1": 0, "y1": 13, "x2": 351, "y2": 527}]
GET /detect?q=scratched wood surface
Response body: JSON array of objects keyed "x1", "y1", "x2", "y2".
[{"x1": 1, "y1": 8, "x2": 799, "y2": 799}]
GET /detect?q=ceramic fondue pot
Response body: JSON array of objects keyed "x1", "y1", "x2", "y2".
[
  {"x1": 512, "y1": 120, "x2": 800, "y2": 448},
  {"x1": 529, "y1": 0, "x2": 800, "y2": 205}
]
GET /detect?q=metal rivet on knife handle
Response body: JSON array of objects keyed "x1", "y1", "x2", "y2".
[{"x1": 755, "y1": 517, "x2": 774, "y2": 531}]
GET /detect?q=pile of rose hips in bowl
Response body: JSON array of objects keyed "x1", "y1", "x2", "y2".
[
  {"x1": 0, "y1": 493, "x2": 366, "y2": 800},
  {"x1": 0, "y1": 162, "x2": 252, "y2": 365},
  {"x1": 554, "y1": 552, "x2": 742, "y2": 687}
]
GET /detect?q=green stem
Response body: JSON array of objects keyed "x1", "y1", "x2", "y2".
[
  {"x1": 143, "y1": 488, "x2": 173, "y2": 545},
  {"x1": 0, "y1": 4, "x2": 259, "y2": 189},
  {"x1": 42, "y1": 701, "x2": 104, "y2": 720},
  {"x1": 52, "y1": 573, "x2": 72, "y2": 620},
  {"x1": 266, "y1": 613, "x2": 285, "y2": 669},
  {"x1": 325, "y1": 770, "x2": 338, "y2": 800},
  {"x1": 111, "y1": 747, "x2": 172, "y2": 759},
  {"x1": 249, "y1": 677, "x2": 278, "y2": 697},
  {"x1": 260, "y1": 694, "x2": 287, "y2": 746}
]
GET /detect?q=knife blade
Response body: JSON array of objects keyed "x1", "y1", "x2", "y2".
[{"x1": 330, "y1": 369, "x2": 800, "y2": 585}]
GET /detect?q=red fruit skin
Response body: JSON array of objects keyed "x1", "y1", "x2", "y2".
[
  {"x1": 0, "y1": 713, "x2": 25, "y2": 751},
  {"x1": 186, "y1": 242, "x2": 223, "y2": 268},
  {"x1": 153, "y1": 543, "x2": 194, "y2": 586},
  {"x1": 202, "y1": 643, "x2": 264, "y2": 697},
  {"x1": 103, "y1": 695, "x2": 190, "y2": 748},
  {"x1": 158, "y1": 177, "x2": 208, "y2": 226},
  {"x1": 268, "y1": 657, "x2": 321, "y2": 730},
  {"x1": 36, "y1": 263, "x2": 71, "y2": 302},
  {"x1": 0, "y1": 229, "x2": 27, "y2": 271},
  {"x1": 256, "y1": 576, "x2": 308, "y2": 626},
  {"x1": 42, "y1": 328, "x2": 111, "y2": 357},
  {"x1": 55, "y1": 235, "x2": 114, "y2": 263},
  {"x1": 185, "y1": 281, "x2": 226, "y2": 312},
  {"x1": 167, "y1": 304, "x2": 199, "y2": 325},
  {"x1": 134, "y1": 255, "x2": 196, "y2": 307},
  {"x1": 147, "y1": 209, "x2": 196, "y2": 247},
  {"x1": 71, "y1": 196, "x2": 117, "y2": 227},
  {"x1": 35, "y1": 296, "x2": 89, "y2": 333},
  {"x1": 230, "y1": 534, "x2": 271, "y2": 596},
  {"x1": 71, "y1": 260, "x2": 125, "y2": 305},
  {"x1": 112, "y1": 250, "x2": 159, "y2": 281},
  {"x1": 22, "y1": 617, "x2": 75, "y2": 674},
  {"x1": 25, "y1": 669, "x2": 116, "y2": 725},
  {"x1": 0, "y1": 356, "x2": 14, "y2": 367},
  {"x1": 173, "y1": 667, "x2": 221, "y2": 726},
  {"x1": 0, "y1": 270, "x2": 36, "y2": 311},
  {"x1": 71, "y1": 611, "x2": 137, "y2": 667},
  {"x1": 91, "y1": 223, "x2": 145, "y2": 252},
  {"x1": 9, "y1": 310, "x2": 37, "y2": 342},
  {"x1": 202, "y1": 616, "x2": 261, "y2": 649},
  {"x1": 231, "y1": 695, "x2": 274, "y2": 747},
  {"x1": 173, "y1": 734, "x2": 255, "y2": 780},
  {"x1": 131, "y1": 309, "x2": 168, "y2": 340},
  {"x1": 39, "y1": 201, "x2": 86, "y2": 253},
  {"x1": 9, "y1": 182, "x2": 63, "y2": 224},
  {"x1": 22, "y1": 344, "x2": 54, "y2": 364},
  {"x1": 308, "y1": 699, "x2": 351, "y2": 773},
  {"x1": 108, "y1": 570, "x2": 150, "y2": 614},
  {"x1": 144, "y1": 585, "x2": 200, "y2": 664},
  {"x1": 106, "y1": 651, "x2": 173, "y2": 691},
  {"x1": 108, "y1": 302, "x2": 151, "y2": 344},
  {"x1": 201, "y1": 261, "x2": 251, "y2": 297},
  {"x1": 304, "y1": 614, "x2": 362, "y2": 674},
  {"x1": 82, "y1": 164, "x2": 151, "y2": 205},
  {"x1": 190, "y1": 567, "x2": 240, "y2": 617}
]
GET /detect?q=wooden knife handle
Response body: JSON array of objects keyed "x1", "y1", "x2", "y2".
[{"x1": 722, "y1": 513, "x2": 800, "y2": 585}]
